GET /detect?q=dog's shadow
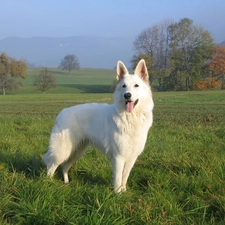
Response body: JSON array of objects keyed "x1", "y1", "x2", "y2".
[
  {"x1": 1, "y1": 150, "x2": 150, "y2": 192},
  {"x1": 0, "y1": 149, "x2": 110, "y2": 188},
  {"x1": 0, "y1": 151, "x2": 45, "y2": 179},
  {"x1": 73, "y1": 168, "x2": 110, "y2": 186}
]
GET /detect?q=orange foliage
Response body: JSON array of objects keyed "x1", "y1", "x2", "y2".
[
  {"x1": 195, "y1": 78, "x2": 221, "y2": 90},
  {"x1": 209, "y1": 46, "x2": 225, "y2": 76}
]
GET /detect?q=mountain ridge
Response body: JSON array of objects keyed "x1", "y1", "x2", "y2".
[{"x1": 0, "y1": 36, "x2": 134, "y2": 69}]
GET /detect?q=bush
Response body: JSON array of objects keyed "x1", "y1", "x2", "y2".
[{"x1": 195, "y1": 78, "x2": 220, "y2": 90}]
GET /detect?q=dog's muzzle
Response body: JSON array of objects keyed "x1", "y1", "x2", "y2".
[{"x1": 124, "y1": 93, "x2": 138, "y2": 113}]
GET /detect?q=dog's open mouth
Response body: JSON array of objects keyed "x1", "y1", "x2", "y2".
[{"x1": 125, "y1": 99, "x2": 139, "y2": 113}]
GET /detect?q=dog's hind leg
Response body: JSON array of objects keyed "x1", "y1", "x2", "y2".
[
  {"x1": 61, "y1": 141, "x2": 89, "y2": 183},
  {"x1": 62, "y1": 161, "x2": 72, "y2": 184}
]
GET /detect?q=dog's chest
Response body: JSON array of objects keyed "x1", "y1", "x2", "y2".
[{"x1": 113, "y1": 112, "x2": 150, "y2": 136}]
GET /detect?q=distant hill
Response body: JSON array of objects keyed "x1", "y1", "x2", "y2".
[
  {"x1": 219, "y1": 41, "x2": 225, "y2": 46},
  {"x1": 0, "y1": 36, "x2": 134, "y2": 69}
]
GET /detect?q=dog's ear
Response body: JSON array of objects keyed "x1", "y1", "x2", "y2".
[
  {"x1": 134, "y1": 59, "x2": 149, "y2": 83},
  {"x1": 116, "y1": 61, "x2": 129, "y2": 81}
]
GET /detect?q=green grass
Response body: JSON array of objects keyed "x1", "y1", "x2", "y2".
[
  {"x1": 9, "y1": 67, "x2": 116, "y2": 94},
  {"x1": 0, "y1": 69, "x2": 225, "y2": 224}
]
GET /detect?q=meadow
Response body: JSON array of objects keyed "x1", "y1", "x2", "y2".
[{"x1": 0, "y1": 68, "x2": 225, "y2": 224}]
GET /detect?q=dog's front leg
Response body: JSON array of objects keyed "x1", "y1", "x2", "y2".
[
  {"x1": 121, "y1": 157, "x2": 137, "y2": 192},
  {"x1": 112, "y1": 155, "x2": 125, "y2": 193}
]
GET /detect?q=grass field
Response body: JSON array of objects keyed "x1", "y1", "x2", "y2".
[
  {"x1": 10, "y1": 68, "x2": 116, "y2": 94},
  {"x1": 0, "y1": 68, "x2": 225, "y2": 224}
]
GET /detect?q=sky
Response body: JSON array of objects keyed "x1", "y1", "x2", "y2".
[{"x1": 1, "y1": 0, "x2": 225, "y2": 43}]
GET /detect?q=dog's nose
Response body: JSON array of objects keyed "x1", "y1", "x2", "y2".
[{"x1": 124, "y1": 93, "x2": 131, "y2": 100}]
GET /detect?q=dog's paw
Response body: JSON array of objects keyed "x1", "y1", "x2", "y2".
[{"x1": 114, "y1": 186, "x2": 126, "y2": 194}]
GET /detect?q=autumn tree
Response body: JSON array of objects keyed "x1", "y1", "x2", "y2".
[
  {"x1": 0, "y1": 52, "x2": 27, "y2": 95},
  {"x1": 33, "y1": 67, "x2": 57, "y2": 94},
  {"x1": 208, "y1": 46, "x2": 225, "y2": 89},
  {"x1": 59, "y1": 54, "x2": 80, "y2": 75},
  {"x1": 168, "y1": 18, "x2": 214, "y2": 90}
]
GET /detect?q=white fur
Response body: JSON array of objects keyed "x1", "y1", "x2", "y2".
[{"x1": 43, "y1": 59, "x2": 154, "y2": 193}]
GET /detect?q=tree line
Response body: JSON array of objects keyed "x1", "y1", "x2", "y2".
[
  {"x1": 0, "y1": 17, "x2": 225, "y2": 95},
  {"x1": 131, "y1": 18, "x2": 225, "y2": 91}
]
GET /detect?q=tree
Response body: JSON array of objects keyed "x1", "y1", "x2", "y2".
[
  {"x1": 208, "y1": 46, "x2": 225, "y2": 89},
  {"x1": 133, "y1": 19, "x2": 174, "y2": 91},
  {"x1": 134, "y1": 18, "x2": 215, "y2": 91},
  {"x1": 59, "y1": 54, "x2": 80, "y2": 75},
  {"x1": 0, "y1": 52, "x2": 27, "y2": 95},
  {"x1": 33, "y1": 67, "x2": 57, "y2": 94},
  {"x1": 168, "y1": 18, "x2": 214, "y2": 90}
]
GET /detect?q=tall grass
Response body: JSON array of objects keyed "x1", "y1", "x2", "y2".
[{"x1": 0, "y1": 88, "x2": 225, "y2": 224}]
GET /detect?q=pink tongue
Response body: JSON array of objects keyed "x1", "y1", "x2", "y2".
[{"x1": 126, "y1": 102, "x2": 134, "y2": 113}]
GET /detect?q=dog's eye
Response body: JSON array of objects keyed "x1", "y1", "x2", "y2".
[
  {"x1": 122, "y1": 84, "x2": 126, "y2": 88},
  {"x1": 134, "y1": 84, "x2": 139, "y2": 87}
]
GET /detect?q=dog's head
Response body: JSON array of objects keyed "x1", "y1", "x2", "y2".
[{"x1": 114, "y1": 59, "x2": 151, "y2": 113}]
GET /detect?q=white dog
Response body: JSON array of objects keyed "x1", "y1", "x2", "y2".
[{"x1": 43, "y1": 59, "x2": 154, "y2": 193}]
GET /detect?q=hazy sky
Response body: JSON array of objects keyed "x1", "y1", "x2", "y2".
[{"x1": 1, "y1": 0, "x2": 225, "y2": 43}]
